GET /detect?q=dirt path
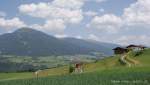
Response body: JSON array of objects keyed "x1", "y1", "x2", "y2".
[
  {"x1": 120, "y1": 54, "x2": 131, "y2": 67},
  {"x1": 125, "y1": 52, "x2": 139, "y2": 65},
  {"x1": 120, "y1": 51, "x2": 140, "y2": 67}
]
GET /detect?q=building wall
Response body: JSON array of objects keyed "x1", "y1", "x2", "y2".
[
  {"x1": 114, "y1": 49, "x2": 127, "y2": 54},
  {"x1": 130, "y1": 47, "x2": 143, "y2": 52}
]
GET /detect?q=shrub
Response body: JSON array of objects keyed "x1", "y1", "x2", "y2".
[{"x1": 69, "y1": 65, "x2": 75, "y2": 74}]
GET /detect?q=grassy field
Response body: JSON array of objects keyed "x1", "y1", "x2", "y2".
[
  {"x1": 0, "y1": 72, "x2": 33, "y2": 81},
  {"x1": 0, "y1": 49, "x2": 150, "y2": 85},
  {"x1": 0, "y1": 68, "x2": 149, "y2": 85},
  {"x1": 0, "y1": 66, "x2": 69, "y2": 81}
]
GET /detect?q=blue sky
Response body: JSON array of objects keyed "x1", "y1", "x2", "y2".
[{"x1": 0, "y1": 0, "x2": 150, "y2": 46}]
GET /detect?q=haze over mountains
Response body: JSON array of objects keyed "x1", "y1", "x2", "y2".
[{"x1": 0, "y1": 28, "x2": 120, "y2": 56}]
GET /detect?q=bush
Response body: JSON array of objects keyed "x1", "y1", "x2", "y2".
[
  {"x1": 135, "y1": 51, "x2": 143, "y2": 56},
  {"x1": 118, "y1": 58, "x2": 126, "y2": 65},
  {"x1": 69, "y1": 65, "x2": 75, "y2": 73}
]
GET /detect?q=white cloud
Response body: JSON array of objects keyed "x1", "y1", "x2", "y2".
[
  {"x1": 19, "y1": 2, "x2": 83, "y2": 24},
  {"x1": 55, "y1": 34, "x2": 83, "y2": 39},
  {"x1": 0, "y1": 17, "x2": 26, "y2": 29},
  {"x1": 86, "y1": 0, "x2": 107, "y2": 3},
  {"x1": 52, "y1": 0, "x2": 84, "y2": 9},
  {"x1": 18, "y1": 0, "x2": 108, "y2": 34},
  {"x1": 19, "y1": 3, "x2": 49, "y2": 18},
  {"x1": 30, "y1": 19, "x2": 66, "y2": 34},
  {"x1": 55, "y1": 34, "x2": 68, "y2": 38},
  {"x1": 88, "y1": 0, "x2": 150, "y2": 34},
  {"x1": 85, "y1": 34, "x2": 150, "y2": 46},
  {"x1": 18, "y1": 0, "x2": 86, "y2": 34},
  {"x1": 95, "y1": 0, "x2": 106, "y2": 2},
  {"x1": 88, "y1": 34, "x2": 100, "y2": 41},
  {"x1": 123, "y1": 0, "x2": 150, "y2": 27},
  {"x1": 115, "y1": 35, "x2": 150, "y2": 46},
  {"x1": 87, "y1": 14, "x2": 122, "y2": 33},
  {"x1": 84, "y1": 11, "x2": 98, "y2": 17},
  {"x1": 86, "y1": 34, "x2": 150, "y2": 46},
  {"x1": 75, "y1": 35, "x2": 83, "y2": 39}
]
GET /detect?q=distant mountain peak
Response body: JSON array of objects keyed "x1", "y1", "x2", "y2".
[{"x1": 14, "y1": 27, "x2": 38, "y2": 33}]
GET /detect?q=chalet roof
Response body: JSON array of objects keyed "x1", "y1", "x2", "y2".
[
  {"x1": 113, "y1": 45, "x2": 147, "y2": 51},
  {"x1": 126, "y1": 45, "x2": 146, "y2": 48},
  {"x1": 113, "y1": 47, "x2": 127, "y2": 50}
]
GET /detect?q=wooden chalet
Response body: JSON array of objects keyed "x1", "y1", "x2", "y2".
[
  {"x1": 113, "y1": 47, "x2": 128, "y2": 55},
  {"x1": 113, "y1": 44, "x2": 147, "y2": 55},
  {"x1": 126, "y1": 45, "x2": 146, "y2": 51}
]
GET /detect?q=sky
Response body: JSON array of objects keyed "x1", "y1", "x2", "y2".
[{"x1": 0, "y1": 0, "x2": 150, "y2": 46}]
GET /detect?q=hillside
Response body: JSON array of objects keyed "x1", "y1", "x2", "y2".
[
  {"x1": 0, "y1": 49, "x2": 150, "y2": 85},
  {"x1": 0, "y1": 28, "x2": 119, "y2": 56},
  {"x1": 63, "y1": 38, "x2": 119, "y2": 55}
]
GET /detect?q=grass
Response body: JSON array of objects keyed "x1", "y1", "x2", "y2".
[
  {"x1": 0, "y1": 66, "x2": 69, "y2": 81},
  {"x1": 0, "y1": 72, "x2": 33, "y2": 81},
  {"x1": 0, "y1": 69, "x2": 150, "y2": 85},
  {"x1": 134, "y1": 49, "x2": 150, "y2": 66}
]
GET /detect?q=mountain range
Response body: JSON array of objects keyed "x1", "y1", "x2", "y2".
[{"x1": 0, "y1": 28, "x2": 120, "y2": 56}]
